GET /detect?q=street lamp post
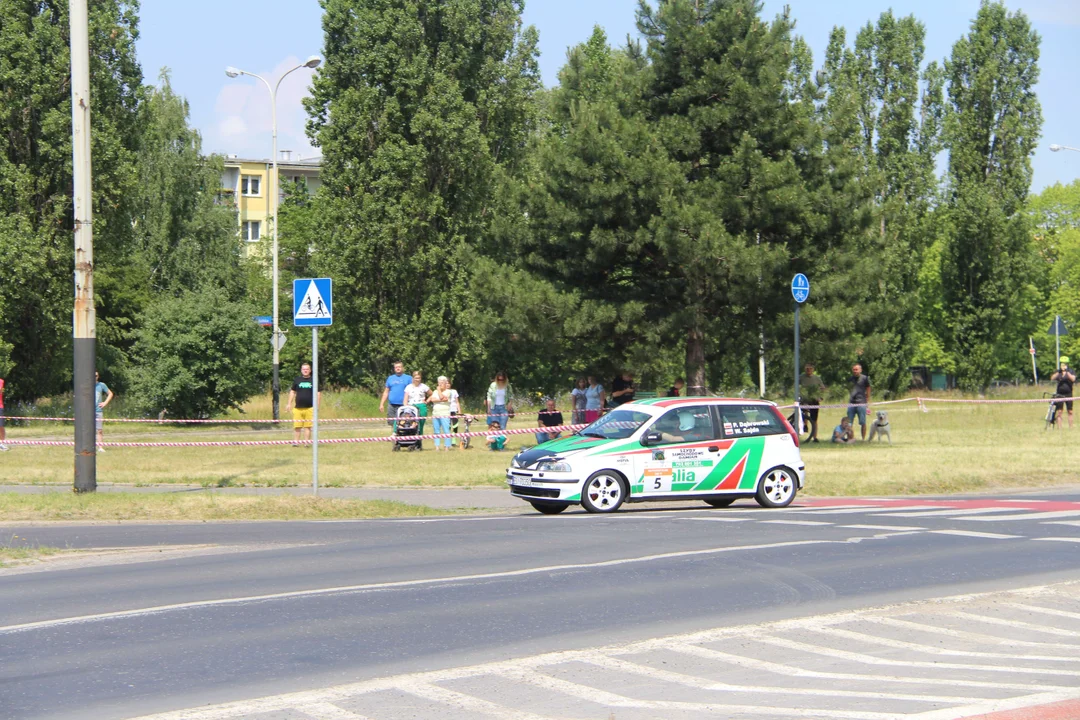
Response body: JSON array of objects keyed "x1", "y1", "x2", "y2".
[
  {"x1": 1050, "y1": 144, "x2": 1080, "y2": 154},
  {"x1": 225, "y1": 56, "x2": 321, "y2": 421}
]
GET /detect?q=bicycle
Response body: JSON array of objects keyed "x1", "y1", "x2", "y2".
[{"x1": 1044, "y1": 393, "x2": 1063, "y2": 430}]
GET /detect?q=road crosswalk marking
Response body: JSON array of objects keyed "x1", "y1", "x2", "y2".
[
  {"x1": 929, "y1": 529, "x2": 1024, "y2": 539},
  {"x1": 127, "y1": 582, "x2": 1080, "y2": 720}
]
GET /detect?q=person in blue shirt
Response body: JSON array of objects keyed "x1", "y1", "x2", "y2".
[
  {"x1": 486, "y1": 421, "x2": 507, "y2": 451},
  {"x1": 379, "y1": 361, "x2": 411, "y2": 430},
  {"x1": 95, "y1": 371, "x2": 114, "y2": 451}
]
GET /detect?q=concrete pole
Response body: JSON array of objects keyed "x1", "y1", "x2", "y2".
[{"x1": 70, "y1": 0, "x2": 96, "y2": 493}]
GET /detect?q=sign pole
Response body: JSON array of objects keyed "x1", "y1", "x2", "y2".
[
  {"x1": 312, "y1": 326, "x2": 319, "y2": 497},
  {"x1": 794, "y1": 303, "x2": 801, "y2": 435},
  {"x1": 1056, "y1": 316, "x2": 1061, "y2": 370}
]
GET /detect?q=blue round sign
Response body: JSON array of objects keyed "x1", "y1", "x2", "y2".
[{"x1": 791, "y1": 274, "x2": 810, "y2": 304}]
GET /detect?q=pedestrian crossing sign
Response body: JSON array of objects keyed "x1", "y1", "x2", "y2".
[{"x1": 293, "y1": 278, "x2": 333, "y2": 327}]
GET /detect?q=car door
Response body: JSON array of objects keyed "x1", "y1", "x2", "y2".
[
  {"x1": 634, "y1": 405, "x2": 720, "y2": 497},
  {"x1": 701, "y1": 403, "x2": 790, "y2": 494}
]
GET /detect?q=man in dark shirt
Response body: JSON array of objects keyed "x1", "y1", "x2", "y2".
[
  {"x1": 285, "y1": 362, "x2": 321, "y2": 445},
  {"x1": 846, "y1": 363, "x2": 871, "y2": 441},
  {"x1": 1052, "y1": 356, "x2": 1075, "y2": 429},
  {"x1": 799, "y1": 364, "x2": 826, "y2": 443},
  {"x1": 667, "y1": 378, "x2": 685, "y2": 397},
  {"x1": 535, "y1": 398, "x2": 564, "y2": 444},
  {"x1": 610, "y1": 372, "x2": 636, "y2": 407}
]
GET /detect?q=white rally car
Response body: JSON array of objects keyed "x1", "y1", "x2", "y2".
[{"x1": 507, "y1": 397, "x2": 805, "y2": 514}]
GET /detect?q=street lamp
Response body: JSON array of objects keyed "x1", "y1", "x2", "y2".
[
  {"x1": 1050, "y1": 144, "x2": 1080, "y2": 154},
  {"x1": 225, "y1": 55, "x2": 321, "y2": 421}
]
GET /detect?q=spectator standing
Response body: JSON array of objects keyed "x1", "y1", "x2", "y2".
[
  {"x1": 94, "y1": 371, "x2": 114, "y2": 451},
  {"x1": 799, "y1": 364, "x2": 826, "y2": 443},
  {"x1": 584, "y1": 376, "x2": 605, "y2": 423},
  {"x1": 486, "y1": 371, "x2": 514, "y2": 429},
  {"x1": 284, "y1": 362, "x2": 320, "y2": 446},
  {"x1": 0, "y1": 374, "x2": 7, "y2": 451},
  {"x1": 667, "y1": 378, "x2": 685, "y2": 397},
  {"x1": 1052, "y1": 356, "x2": 1075, "y2": 428},
  {"x1": 535, "y1": 398, "x2": 565, "y2": 444},
  {"x1": 571, "y1": 378, "x2": 588, "y2": 425},
  {"x1": 610, "y1": 371, "x2": 636, "y2": 407},
  {"x1": 379, "y1": 362, "x2": 410, "y2": 429},
  {"x1": 486, "y1": 421, "x2": 507, "y2": 451},
  {"x1": 430, "y1": 376, "x2": 454, "y2": 451},
  {"x1": 404, "y1": 371, "x2": 431, "y2": 436},
  {"x1": 846, "y1": 363, "x2": 871, "y2": 441},
  {"x1": 832, "y1": 416, "x2": 856, "y2": 444},
  {"x1": 447, "y1": 380, "x2": 463, "y2": 447}
]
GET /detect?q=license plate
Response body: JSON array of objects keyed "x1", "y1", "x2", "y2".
[{"x1": 511, "y1": 477, "x2": 533, "y2": 487}]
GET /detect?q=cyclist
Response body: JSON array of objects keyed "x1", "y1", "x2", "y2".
[{"x1": 1051, "y1": 356, "x2": 1076, "y2": 429}]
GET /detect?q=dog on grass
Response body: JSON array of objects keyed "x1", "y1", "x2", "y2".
[{"x1": 867, "y1": 410, "x2": 891, "y2": 444}]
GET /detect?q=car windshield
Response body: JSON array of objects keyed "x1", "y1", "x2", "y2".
[{"x1": 578, "y1": 409, "x2": 653, "y2": 440}]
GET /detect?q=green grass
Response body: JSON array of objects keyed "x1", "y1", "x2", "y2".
[
  {"x1": 0, "y1": 543, "x2": 61, "y2": 568},
  {"x1": 0, "y1": 493, "x2": 448, "y2": 522}
]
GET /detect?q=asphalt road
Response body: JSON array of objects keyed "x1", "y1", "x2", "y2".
[{"x1": 2, "y1": 491, "x2": 1080, "y2": 720}]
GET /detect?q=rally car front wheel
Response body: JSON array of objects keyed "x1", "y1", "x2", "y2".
[
  {"x1": 755, "y1": 466, "x2": 798, "y2": 508},
  {"x1": 581, "y1": 471, "x2": 627, "y2": 514}
]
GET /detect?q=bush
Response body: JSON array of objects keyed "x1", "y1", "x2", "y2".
[{"x1": 129, "y1": 289, "x2": 267, "y2": 418}]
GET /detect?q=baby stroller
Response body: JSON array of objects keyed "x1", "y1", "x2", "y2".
[{"x1": 393, "y1": 405, "x2": 422, "y2": 451}]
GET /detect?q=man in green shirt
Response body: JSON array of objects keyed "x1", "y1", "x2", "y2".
[{"x1": 799, "y1": 364, "x2": 826, "y2": 443}]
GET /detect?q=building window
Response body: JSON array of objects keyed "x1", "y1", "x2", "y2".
[
  {"x1": 241, "y1": 221, "x2": 261, "y2": 242},
  {"x1": 241, "y1": 175, "x2": 261, "y2": 196}
]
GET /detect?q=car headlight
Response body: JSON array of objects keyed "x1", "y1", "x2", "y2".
[
  {"x1": 510, "y1": 455, "x2": 522, "y2": 469},
  {"x1": 536, "y1": 460, "x2": 572, "y2": 473}
]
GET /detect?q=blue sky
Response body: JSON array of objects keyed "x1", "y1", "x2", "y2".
[{"x1": 137, "y1": 0, "x2": 1079, "y2": 191}]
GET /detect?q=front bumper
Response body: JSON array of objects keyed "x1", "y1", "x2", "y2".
[{"x1": 506, "y1": 469, "x2": 583, "y2": 502}]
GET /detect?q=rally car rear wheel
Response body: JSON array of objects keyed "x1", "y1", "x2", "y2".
[
  {"x1": 755, "y1": 466, "x2": 798, "y2": 508},
  {"x1": 581, "y1": 471, "x2": 627, "y2": 514}
]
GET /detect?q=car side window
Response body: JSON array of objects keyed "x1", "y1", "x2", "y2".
[
  {"x1": 646, "y1": 406, "x2": 717, "y2": 445},
  {"x1": 719, "y1": 404, "x2": 787, "y2": 438}
]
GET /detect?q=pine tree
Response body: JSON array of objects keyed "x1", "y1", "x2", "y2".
[
  {"x1": 305, "y1": 0, "x2": 540, "y2": 390},
  {"x1": 940, "y1": 1, "x2": 1043, "y2": 389}
]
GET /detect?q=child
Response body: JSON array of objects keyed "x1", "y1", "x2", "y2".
[
  {"x1": 486, "y1": 421, "x2": 507, "y2": 451},
  {"x1": 832, "y1": 416, "x2": 856, "y2": 444}
]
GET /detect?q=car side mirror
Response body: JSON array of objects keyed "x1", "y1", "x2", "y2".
[{"x1": 641, "y1": 431, "x2": 662, "y2": 447}]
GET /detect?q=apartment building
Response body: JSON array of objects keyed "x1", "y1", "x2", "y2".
[{"x1": 221, "y1": 152, "x2": 322, "y2": 248}]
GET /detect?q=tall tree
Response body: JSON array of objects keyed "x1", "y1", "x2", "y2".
[
  {"x1": 940, "y1": 0, "x2": 1043, "y2": 389},
  {"x1": 0, "y1": 0, "x2": 142, "y2": 401},
  {"x1": 305, "y1": 0, "x2": 540, "y2": 391}
]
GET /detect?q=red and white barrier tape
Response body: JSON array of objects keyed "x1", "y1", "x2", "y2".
[
  {"x1": 3, "y1": 423, "x2": 590, "y2": 449},
  {"x1": 1, "y1": 410, "x2": 561, "y2": 425}
]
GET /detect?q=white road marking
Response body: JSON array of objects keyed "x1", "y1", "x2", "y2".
[
  {"x1": 582, "y1": 653, "x2": 988, "y2": 703},
  {"x1": 964, "y1": 510, "x2": 1080, "y2": 522},
  {"x1": 910, "y1": 691, "x2": 1080, "y2": 720},
  {"x1": 1035, "y1": 537, "x2": 1080, "y2": 544},
  {"x1": 795, "y1": 506, "x2": 952, "y2": 515},
  {"x1": 666, "y1": 643, "x2": 1068, "y2": 692},
  {"x1": 883, "y1": 507, "x2": 1022, "y2": 518},
  {"x1": 928, "y1": 529, "x2": 1024, "y2": 539},
  {"x1": 680, "y1": 517, "x2": 753, "y2": 523},
  {"x1": 396, "y1": 679, "x2": 552, "y2": 720},
  {"x1": 1045, "y1": 520, "x2": 1080, "y2": 527},
  {"x1": 865, "y1": 616, "x2": 1080, "y2": 652},
  {"x1": 761, "y1": 520, "x2": 834, "y2": 526},
  {"x1": 840, "y1": 524, "x2": 927, "y2": 531},
  {"x1": 301, "y1": 701, "x2": 375, "y2": 719},
  {"x1": 497, "y1": 664, "x2": 905, "y2": 719},
  {"x1": 1005, "y1": 602, "x2": 1080, "y2": 623},
  {"x1": 755, "y1": 635, "x2": 1080, "y2": 677},
  {"x1": 951, "y1": 611, "x2": 1080, "y2": 638},
  {"x1": 812, "y1": 626, "x2": 1080, "y2": 663},
  {"x1": 0, "y1": 538, "x2": 840, "y2": 636}
]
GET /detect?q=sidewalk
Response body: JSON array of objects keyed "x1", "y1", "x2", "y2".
[{"x1": 0, "y1": 484, "x2": 524, "y2": 510}]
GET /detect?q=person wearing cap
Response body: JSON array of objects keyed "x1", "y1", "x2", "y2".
[{"x1": 1051, "y1": 356, "x2": 1076, "y2": 428}]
